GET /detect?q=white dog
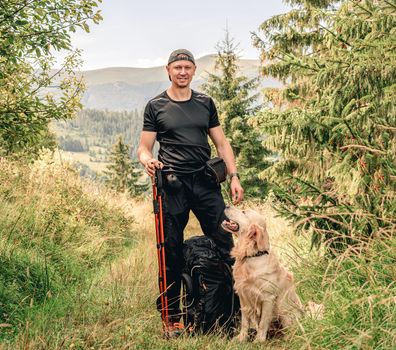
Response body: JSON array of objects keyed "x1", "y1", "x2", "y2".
[{"x1": 222, "y1": 207, "x2": 304, "y2": 342}]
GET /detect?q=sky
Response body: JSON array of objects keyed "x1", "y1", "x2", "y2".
[{"x1": 63, "y1": 0, "x2": 290, "y2": 70}]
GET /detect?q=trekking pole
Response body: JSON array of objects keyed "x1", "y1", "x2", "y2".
[{"x1": 152, "y1": 169, "x2": 169, "y2": 333}]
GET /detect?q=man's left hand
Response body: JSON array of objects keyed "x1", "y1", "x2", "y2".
[{"x1": 230, "y1": 177, "x2": 244, "y2": 204}]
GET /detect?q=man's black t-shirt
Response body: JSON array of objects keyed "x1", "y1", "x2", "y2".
[{"x1": 143, "y1": 90, "x2": 220, "y2": 174}]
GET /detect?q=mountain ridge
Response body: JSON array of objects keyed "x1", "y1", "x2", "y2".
[{"x1": 74, "y1": 55, "x2": 278, "y2": 111}]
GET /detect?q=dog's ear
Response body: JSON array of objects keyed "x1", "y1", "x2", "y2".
[
  {"x1": 257, "y1": 223, "x2": 270, "y2": 252},
  {"x1": 247, "y1": 224, "x2": 259, "y2": 240},
  {"x1": 248, "y1": 223, "x2": 270, "y2": 252}
]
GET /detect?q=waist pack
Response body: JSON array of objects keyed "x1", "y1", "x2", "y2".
[
  {"x1": 181, "y1": 236, "x2": 240, "y2": 335},
  {"x1": 204, "y1": 157, "x2": 227, "y2": 186}
]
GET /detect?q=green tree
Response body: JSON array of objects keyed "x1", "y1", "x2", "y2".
[
  {"x1": 0, "y1": 0, "x2": 102, "y2": 157},
  {"x1": 202, "y1": 29, "x2": 272, "y2": 198},
  {"x1": 253, "y1": 0, "x2": 396, "y2": 254},
  {"x1": 104, "y1": 136, "x2": 148, "y2": 196}
]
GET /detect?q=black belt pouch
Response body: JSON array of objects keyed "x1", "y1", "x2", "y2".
[
  {"x1": 204, "y1": 157, "x2": 227, "y2": 186},
  {"x1": 164, "y1": 173, "x2": 183, "y2": 193}
]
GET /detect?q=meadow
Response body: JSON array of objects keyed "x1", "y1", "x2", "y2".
[{"x1": 0, "y1": 156, "x2": 394, "y2": 349}]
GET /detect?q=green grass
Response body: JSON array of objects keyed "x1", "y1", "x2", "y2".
[
  {"x1": 0, "y1": 157, "x2": 395, "y2": 349},
  {"x1": 0, "y1": 158, "x2": 135, "y2": 346},
  {"x1": 289, "y1": 236, "x2": 396, "y2": 349}
]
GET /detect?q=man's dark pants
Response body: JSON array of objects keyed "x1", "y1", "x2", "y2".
[{"x1": 160, "y1": 171, "x2": 233, "y2": 322}]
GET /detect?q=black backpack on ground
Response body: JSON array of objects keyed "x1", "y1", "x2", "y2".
[{"x1": 181, "y1": 235, "x2": 240, "y2": 335}]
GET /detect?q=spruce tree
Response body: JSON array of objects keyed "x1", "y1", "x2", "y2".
[
  {"x1": 253, "y1": 0, "x2": 396, "y2": 254},
  {"x1": 202, "y1": 29, "x2": 272, "y2": 198},
  {"x1": 104, "y1": 136, "x2": 148, "y2": 196}
]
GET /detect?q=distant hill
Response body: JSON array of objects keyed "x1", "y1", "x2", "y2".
[{"x1": 78, "y1": 55, "x2": 279, "y2": 111}]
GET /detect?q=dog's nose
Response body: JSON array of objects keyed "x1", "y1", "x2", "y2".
[{"x1": 225, "y1": 205, "x2": 230, "y2": 209}]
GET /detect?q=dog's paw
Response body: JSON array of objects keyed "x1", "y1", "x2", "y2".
[
  {"x1": 254, "y1": 334, "x2": 267, "y2": 343},
  {"x1": 236, "y1": 332, "x2": 248, "y2": 342}
]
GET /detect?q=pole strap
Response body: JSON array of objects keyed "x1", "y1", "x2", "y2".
[{"x1": 153, "y1": 199, "x2": 159, "y2": 214}]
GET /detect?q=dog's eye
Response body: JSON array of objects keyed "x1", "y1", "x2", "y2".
[{"x1": 242, "y1": 210, "x2": 245, "y2": 214}]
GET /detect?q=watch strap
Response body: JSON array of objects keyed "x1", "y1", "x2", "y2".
[{"x1": 229, "y1": 172, "x2": 240, "y2": 180}]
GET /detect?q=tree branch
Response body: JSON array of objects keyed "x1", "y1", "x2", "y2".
[
  {"x1": 340, "y1": 144, "x2": 386, "y2": 155},
  {"x1": 0, "y1": 0, "x2": 35, "y2": 25},
  {"x1": 376, "y1": 124, "x2": 396, "y2": 132},
  {"x1": 383, "y1": 0, "x2": 396, "y2": 11},
  {"x1": 319, "y1": 24, "x2": 352, "y2": 48}
]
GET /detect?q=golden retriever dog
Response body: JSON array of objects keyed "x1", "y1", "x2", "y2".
[{"x1": 221, "y1": 207, "x2": 304, "y2": 342}]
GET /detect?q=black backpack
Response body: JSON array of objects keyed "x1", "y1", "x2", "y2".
[{"x1": 181, "y1": 235, "x2": 240, "y2": 335}]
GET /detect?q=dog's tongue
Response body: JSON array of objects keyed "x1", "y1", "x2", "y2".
[{"x1": 221, "y1": 219, "x2": 239, "y2": 232}]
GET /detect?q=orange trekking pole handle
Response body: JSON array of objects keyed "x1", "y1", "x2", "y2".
[{"x1": 152, "y1": 169, "x2": 169, "y2": 332}]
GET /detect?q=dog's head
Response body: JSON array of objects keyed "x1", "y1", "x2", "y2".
[{"x1": 222, "y1": 207, "x2": 270, "y2": 253}]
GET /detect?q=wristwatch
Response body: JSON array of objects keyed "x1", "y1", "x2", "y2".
[{"x1": 229, "y1": 172, "x2": 240, "y2": 180}]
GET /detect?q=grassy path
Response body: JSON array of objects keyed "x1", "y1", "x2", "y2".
[{"x1": 43, "y1": 200, "x2": 303, "y2": 350}]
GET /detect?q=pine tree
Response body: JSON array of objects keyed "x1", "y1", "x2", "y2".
[
  {"x1": 253, "y1": 0, "x2": 396, "y2": 254},
  {"x1": 202, "y1": 29, "x2": 272, "y2": 198},
  {"x1": 129, "y1": 160, "x2": 149, "y2": 196},
  {"x1": 104, "y1": 136, "x2": 148, "y2": 196}
]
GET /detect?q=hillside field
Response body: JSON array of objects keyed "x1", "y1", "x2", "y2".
[{"x1": 0, "y1": 156, "x2": 395, "y2": 349}]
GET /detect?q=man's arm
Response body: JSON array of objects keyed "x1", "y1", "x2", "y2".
[
  {"x1": 137, "y1": 131, "x2": 163, "y2": 177},
  {"x1": 209, "y1": 126, "x2": 244, "y2": 204}
]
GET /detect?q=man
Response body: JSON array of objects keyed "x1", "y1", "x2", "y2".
[{"x1": 137, "y1": 49, "x2": 243, "y2": 337}]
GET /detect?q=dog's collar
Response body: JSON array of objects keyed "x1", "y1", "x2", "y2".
[{"x1": 244, "y1": 250, "x2": 269, "y2": 261}]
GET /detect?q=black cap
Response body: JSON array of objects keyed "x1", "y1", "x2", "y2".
[{"x1": 168, "y1": 49, "x2": 195, "y2": 65}]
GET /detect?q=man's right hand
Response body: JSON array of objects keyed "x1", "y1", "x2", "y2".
[{"x1": 144, "y1": 158, "x2": 163, "y2": 177}]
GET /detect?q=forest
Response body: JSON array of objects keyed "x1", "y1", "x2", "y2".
[{"x1": 54, "y1": 109, "x2": 143, "y2": 154}]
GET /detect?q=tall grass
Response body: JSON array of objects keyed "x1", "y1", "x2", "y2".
[
  {"x1": 1, "y1": 155, "x2": 395, "y2": 349},
  {"x1": 288, "y1": 234, "x2": 396, "y2": 349},
  {"x1": 0, "y1": 155, "x2": 136, "y2": 346}
]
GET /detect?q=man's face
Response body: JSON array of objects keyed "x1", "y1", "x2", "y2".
[{"x1": 166, "y1": 60, "x2": 196, "y2": 88}]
